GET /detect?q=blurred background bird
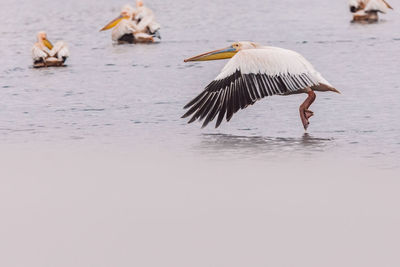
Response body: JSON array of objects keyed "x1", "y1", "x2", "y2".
[
  {"x1": 100, "y1": 1, "x2": 161, "y2": 43},
  {"x1": 349, "y1": 0, "x2": 393, "y2": 22},
  {"x1": 31, "y1": 31, "x2": 69, "y2": 68}
]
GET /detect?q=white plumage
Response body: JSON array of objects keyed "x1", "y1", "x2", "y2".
[
  {"x1": 111, "y1": 19, "x2": 154, "y2": 43},
  {"x1": 111, "y1": 19, "x2": 138, "y2": 42},
  {"x1": 216, "y1": 46, "x2": 331, "y2": 86},
  {"x1": 365, "y1": 0, "x2": 392, "y2": 12},
  {"x1": 135, "y1": 5, "x2": 161, "y2": 34},
  {"x1": 182, "y1": 42, "x2": 339, "y2": 130},
  {"x1": 101, "y1": 2, "x2": 160, "y2": 43},
  {"x1": 31, "y1": 31, "x2": 69, "y2": 67},
  {"x1": 349, "y1": 0, "x2": 393, "y2": 13},
  {"x1": 49, "y1": 41, "x2": 69, "y2": 61},
  {"x1": 31, "y1": 45, "x2": 49, "y2": 62},
  {"x1": 349, "y1": 0, "x2": 393, "y2": 22}
]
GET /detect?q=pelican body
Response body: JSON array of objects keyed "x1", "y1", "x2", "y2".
[
  {"x1": 182, "y1": 42, "x2": 340, "y2": 130},
  {"x1": 32, "y1": 32, "x2": 69, "y2": 68},
  {"x1": 100, "y1": 2, "x2": 161, "y2": 44},
  {"x1": 135, "y1": 0, "x2": 161, "y2": 39},
  {"x1": 349, "y1": 0, "x2": 393, "y2": 23}
]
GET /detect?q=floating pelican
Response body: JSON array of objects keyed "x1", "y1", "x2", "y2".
[
  {"x1": 100, "y1": 4, "x2": 157, "y2": 44},
  {"x1": 31, "y1": 31, "x2": 69, "y2": 68},
  {"x1": 134, "y1": 0, "x2": 161, "y2": 39},
  {"x1": 349, "y1": 0, "x2": 393, "y2": 22},
  {"x1": 182, "y1": 42, "x2": 340, "y2": 130}
]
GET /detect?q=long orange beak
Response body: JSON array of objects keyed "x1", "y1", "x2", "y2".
[
  {"x1": 184, "y1": 46, "x2": 238, "y2": 62},
  {"x1": 43, "y1": 38, "x2": 53, "y2": 49},
  {"x1": 100, "y1": 15, "x2": 125, "y2": 31},
  {"x1": 383, "y1": 0, "x2": 393, "y2": 9}
]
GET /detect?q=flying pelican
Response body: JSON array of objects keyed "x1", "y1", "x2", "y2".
[
  {"x1": 134, "y1": 0, "x2": 161, "y2": 39},
  {"x1": 349, "y1": 0, "x2": 393, "y2": 22},
  {"x1": 31, "y1": 31, "x2": 69, "y2": 68},
  {"x1": 100, "y1": 4, "x2": 156, "y2": 43},
  {"x1": 182, "y1": 42, "x2": 340, "y2": 130}
]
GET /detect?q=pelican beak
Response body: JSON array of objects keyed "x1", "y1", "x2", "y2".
[
  {"x1": 383, "y1": 0, "x2": 393, "y2": 9},
  {"x1": 100, "y1": 15, "x2": 125, "y2": 31},
  {"x1": 184, "y1": 46, "x2": 238, "y2": 62},
  {"x1": 43, "y1": 38, "x2": 53, "y2": 50}
]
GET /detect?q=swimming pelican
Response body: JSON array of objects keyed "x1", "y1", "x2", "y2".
[
  {"x1": 182, "y1": 42, "x2": 340, "y2": 130},
  {"x1": 349, "y1": 0, "x2": 393, "y2": 22},
  {"x1": 134, "y1": 0, "x2": 161, "y2": 39},
  {"x1": 100, "y1": 4, "x2": 155, "y2": 43},
  {"x1": 31, "y1": 31, "x2": 69, "y2": 68}
]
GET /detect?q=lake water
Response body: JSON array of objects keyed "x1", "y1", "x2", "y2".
[
  {"x1": 1, "y1": 0, "x2": 400, "y2": 266},
  {"x1": 1, "y1": 0, "x2": 400, "y2": 166}
]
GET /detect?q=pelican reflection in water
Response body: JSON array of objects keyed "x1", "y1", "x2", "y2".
[{"x1": 196, "y1": 133, "x2": 333, "y2": 157}]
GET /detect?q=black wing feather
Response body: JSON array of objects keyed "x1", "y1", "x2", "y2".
[
  {"x1": 183, "y1": 69, "x2": 318, "y2": 128},
  {"x1": 216, "y1": 92, "x2": 228, "y2": 128}
]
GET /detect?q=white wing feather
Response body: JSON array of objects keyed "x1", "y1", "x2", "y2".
[
  {"x1": 112, "y1": 19, "x2": 138, "y2": 41},
  {"x1": 31, "y1": 44, "x2": 48, "y2": 61},
  {"x1": 216, "y1": 46, "x2": 331, "y2": 86},
  {"x1": 182, "y1": 46, "x2": 338, "y2": 128},
  {"x1": 49, "y1": 41, "x2": 69, "y2": 59},
  {"x1": 365, "y1": 0, "x2": 391, "y2": 12},
  {"x1": 136, "y1": 15, "x2": 154, "y2": 32},
  {"x1": 135, "y1": 6, "x2": 160, "y2": 33},
  {"x1": 57, "y1": 46, "x2": 69, "y2": 60}
]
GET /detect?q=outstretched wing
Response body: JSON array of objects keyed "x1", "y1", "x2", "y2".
[{"x1": 182, "y1": 47, "x2": 325, "y2": 128}]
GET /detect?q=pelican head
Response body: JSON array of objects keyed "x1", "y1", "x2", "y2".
[
  {"x1": 349, "y1": 0, "x2": 365, "y2": 13},
  {"x1": 184, "y1": 41, "x2": 259, "y2": 62},
  {"x1": 100, "y1": 5, "x2": 135, "y2": 31},
  {"x1": 37, "y1": 31, "x2": 53, "y2": 49},
  {"x1": 137, "y1": 0, "x2": 144, "y2": 7}
]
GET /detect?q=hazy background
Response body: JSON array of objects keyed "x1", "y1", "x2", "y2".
[{"x1": 1, "y1": 0, "x2": 400, "y2": 266}]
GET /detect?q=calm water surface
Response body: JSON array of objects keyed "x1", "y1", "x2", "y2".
[{"x1": 1, "y1": 0, "x2": 399, "y2": 167}]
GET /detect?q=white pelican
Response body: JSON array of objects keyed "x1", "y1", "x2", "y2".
[
  {"x1": 100, "y1": 4, "x2": 156, "y2": 44},
  {"x1": 349, "y1": 0, "x2": 393, "y2": 22},
  {"x1": 134, "y1": 0, "x2": 161, "y2": 39},
  {"x1": 31, "y1": 31, "x2": 69, "y2": 68},
  {"x1": 182, "y1": 42, "x2": 340, "y2": 130}
]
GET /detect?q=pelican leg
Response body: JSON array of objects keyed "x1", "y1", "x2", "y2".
[
  {"x1": 299, "y1": 90, "x2": 316, "y2": 130},
  {"x1": 305, "y1": 109, "x2": 314, "y2": 119}
]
